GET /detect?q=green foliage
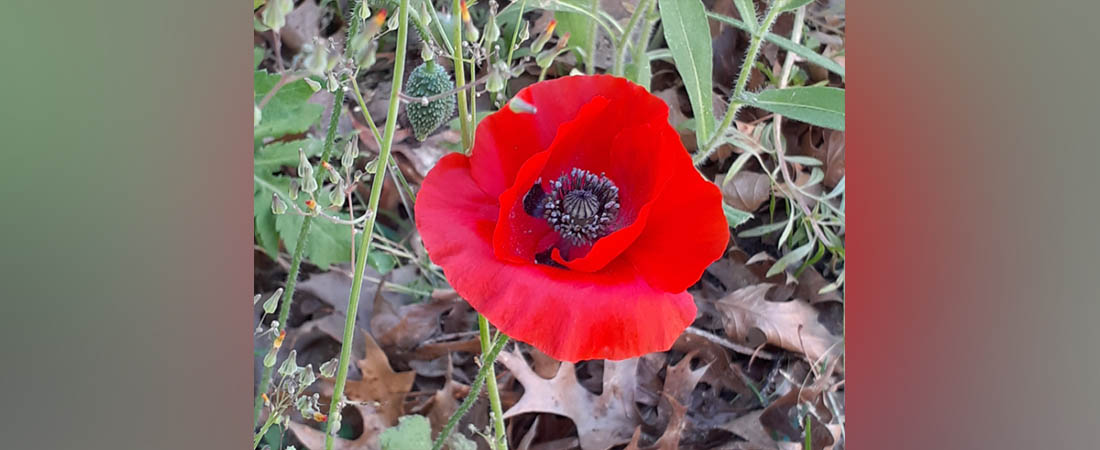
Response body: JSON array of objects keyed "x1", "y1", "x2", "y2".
[
  {"x1": 276, "y1": 209, "x2": 352, "y2": 270},
  {"x1": 658, "y1": 0, "x2": 714, "y2": 149},
  {"x1": 254, "y1": 70, "x2": 325, "y2": 140},
  {"x1": 381, "y1": 415, "x2": 432, "y2": 450},
  {"x1": 554, "y1": 9, "x2": 594, "y2": 69},
  {"x1": 705, "y1": 12, "x2": 844, "y2": 77},
  {"x1": 723, "y1": 203, "x2": 753, "y2": 228},
  {"x1": 405, "y1": 61, "x2": 456, "y2": 141},
  {"x1": 746, "y1": 86, "x2": 845, "y2": 131}
]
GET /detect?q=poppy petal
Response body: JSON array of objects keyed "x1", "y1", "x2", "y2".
[
  {"x1": 415, "y1": 152, "x2": 697, "y2": 362},
  {"x1": 625, "y1": 152, "x2": 730, "y2": 293},
  {"x1": 469, "y1": 75, "x2": 668, "y2": 197}
]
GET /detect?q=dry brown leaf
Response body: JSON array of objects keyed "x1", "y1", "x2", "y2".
[
  {"x1": 719, "y1": 171, "x2": 772, "y2": 212},
  {"x1": 794, "y1": 266, "x2": 842, "y2": 304},
  {"x1": 343, "y1": 329, "x2": 416, "y2": 425},
  {"x1": 499, "y1": 350, "x2": 640, "y2": 450},
  {"x1": 391, "y1": 129, "x2": 461, "y2": 180},
  {"x1": 370, "y1": 293, "x2": 459, "y2": 352},
  {"x1": 723, "y1": 410, "x2": 778, "y2": 450},
  {"x1": 714, "y1": 284, "x2": 842, "y2": 362},
  {"x1": 626, "y1": 395, "x2": 689, "y2": 450},
  {"x1": 656, "y1": 352, "x2": 708, "y2": 431},
  {"x1": 759, "y1": 385, "x2": 837, "y2": 450},
  {"x1": 288, "y1": 404, "x2": 387, "y2": 450},
  {"x1": 671, "y1": 333, "x2": 755, "y2": 400}
]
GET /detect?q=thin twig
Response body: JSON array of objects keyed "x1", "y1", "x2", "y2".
[{"x1": 686, "y1": 326, "x2": 775, "y2": 359}]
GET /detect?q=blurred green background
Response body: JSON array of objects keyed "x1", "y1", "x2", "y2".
[{"x1": 0, "y1": 0, "x2": 1096, "y2": 448}]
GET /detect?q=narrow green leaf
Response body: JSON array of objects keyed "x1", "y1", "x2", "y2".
[
  {"x1": 774, "y1": 0, "x2": 814, "y2": 13},
  {"x1": 767, "y1": 240, "x2": 814, "y2": 277},
  {"x1": 706, "y1": 12, "x2": 844, "y2": 77},
  {"x1": 722, "y1": 152, "x2": 755, "y2": 186},
  {"x1": 747, "y1": 86, "x2": 845, "y2": 131},
  {"x1": 723, "y1": 203, "x2": 754, "y2": 228},
  {"x1": 658, "y1": 0, "x2": 714, "y2": 148},
  {"x1": 783, "y1": 155, "x2": 822, "y2": 166},
  {"x1": 733, "y1": 0, "x2": 757, "y2": 33},
  {"x1": 738, "y1": 220, "x2": 787, "y2": 238},
  {"x1": 554, "y1": 10, "x2": 594, "y2": 69}
]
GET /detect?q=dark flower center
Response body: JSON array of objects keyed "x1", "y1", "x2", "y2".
[{"x1": 539, "y1": 168, "x2": 621, "y2": 245}]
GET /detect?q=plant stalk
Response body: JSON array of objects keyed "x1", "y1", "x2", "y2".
[
  {"x1": 586, "y1": 0, "x2": 599, "y2": 74},
  {"x1": 323, "y1": 0, "x2": 411, "y2": 448},
  {"x1": 479, "y1": 314, "x2": 508, "y2": 449},
  {"x1": 702, "y1": 4, "x2": 782, "y2": 156},
  {"x1": 452, "y1": 0, "x2": 472, "y2": 150},
  {"x1": 430, "y1": 332, "x2": 510, "y2": 450},
  {"x1": 612, "y1": 0, "x2": 651, "y2": 76},
  {"x1": 253, "y1": 79, "x2": 345, "y2": 428}
]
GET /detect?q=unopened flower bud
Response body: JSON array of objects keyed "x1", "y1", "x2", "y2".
[
  {"x1": 271, "y1": 194, "x2": 287, "y2": 215},
  {"x1": 261, "y1": 0, "x2": 293, "y2": 31},
  {"x1": 485, "y1": 13, "x2": 500, "y2": 43},
  {"x1": 326, "y1": 72, "x2": 340, "y2": 92},
  {"x1": 328, "y1": 188, "x2": 345, "y2": 208},
  {"x1": 530, "y1": 19, "x2": 556, "y2": 54},
  {"x1": 302, "y1": 175, "x2": 318, "y2": 194},
  {"x1": 262, "y1": 288, "x2": 283, "y2": 314},
  {"x1": 278, "y1": 349, "x2": 299, "y2": 376},
  {"x1": 298, "y1": 364, "x2": 316, "y2": 386},
  {"x1": 273, "y1": 329, "x2": 287, "y2": 349},
  {"x1": 263, "y1": 347, "x2": 278, "y2": 367},
  {"x1": 304, "y1": 198, "x2": 317, "y2": 211},
  {"x1": 304, "y1": 77, "x2": 322, "y2": 92},
  {"x1": 519, "y1": 20, "x2": 531, "y2": 42},
  {"x1": 460, "y1": 1, "x2": 478, "y2": 42},
  {"x1": 364, "y1": 158, "x2": 379, "y2": 174},
  {"x1": 486, "y1": 61, "x2": 507, "y2": 93},
  {"x1": 289, "y1": 179, "x2": 300, "y2": 200},
  {"x1": 297, "y1": 148, "x2": 311, "y2": 175},
  {"x1": 319, "y1": 358, "x2": 338, "y2": 377},
  {"x1": 508, "y1": 96, "x2": 537, "y2": 114},
  {"x1": 341, "y1": 148, "x2": 355, "y2": 169},
  {"x1": 358, "y1": 2, "x2": 370, "y2": 20}
]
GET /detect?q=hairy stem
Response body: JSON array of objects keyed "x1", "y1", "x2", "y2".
[
  {"x1": 479, "y1": 314, "x2": 507, "y2": 449},
  {"x1": 612, "y1": 0, "x2": 650, "y2": 77},
  {"x1": 253, "y1": 412, "x2": 278, "y2": 448},
  {"x1": 629, "y1": 0, "x2": 658, "y2": 85},
  {"x1": 452, "y1": 0, "x2": 472, "y2": 150},
  {"x1": 586, "y1": 0, "x2": 599, "y2": 74},
  {"x1": 323, "y1": 0, "x2": 411, "y2": 448},
  {"x1": 430, "y1": 332, "x2": 510, "y2": 450},
  {"x1": 253, "y1": 77, "x2": 345, "y2": 428},
  {"x1": 702, "y1": 4, "x2": 782, "y2": 157}
]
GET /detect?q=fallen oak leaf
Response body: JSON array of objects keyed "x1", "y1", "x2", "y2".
[
  {"x1": 498, "y1": 349, "x2": 640, "y2": 450},
  {"x1": 714, "y1": 284, "x2": 842, "y2": 362},
  {"x1": 342, "y1": 329, "x2": 416, "y2": 426},
  {"x1": 719, "y1": 171, "x2": 772, "y2": 212}
]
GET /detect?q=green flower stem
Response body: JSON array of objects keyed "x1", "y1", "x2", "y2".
[
  {"x1": 586, "y1": 0, "x2": 599, "y2": 74},
  {"x1": 253, "y1": 412, "x2": 278, "y2": 448},
  {"x1": 253, "y1": 78, "x2": 345, "y2": 428},
  {"x1": 323, "y1": 0, "x2": 411, "y2": 448},
  {"x1": 349, "y1": 68, "x2": 383, "y2": 147},
  {"x1": 479, "y1": 314, "x2": 508, "y2": 449},
  {"x1": 630, "y1": 0, "x2": 658, "y2": 81},
  {"x1": 505, "y1": 0, "x2": 527, "y2": 68},
  {"x1": 702, "y1": 4, "x2": 782, "y2": 157},
  {"x1": 430, "y1": 332, "x2": 510, "y2": 450},
  {"x1": 451, "y1": 0, "x2": 472, "y2": 151},
  {"x1": 611, "y1": 0, "x2": 651, "y2": 76}
]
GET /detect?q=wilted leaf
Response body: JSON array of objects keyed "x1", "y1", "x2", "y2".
[
  {"x1": 722, "y1": 410, "x2": 777, "y2": 449},
  {"x1": 714, "y1": 284, "x2": 842, "y2": 361},
  {"x1": 499, "y1": 350, "x2": 640, "y2": 450}
]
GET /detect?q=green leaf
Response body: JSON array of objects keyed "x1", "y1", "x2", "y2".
[
  {"x1": 275, "y1": 211, "x2": 352, "y2": 270},
  {"x1": 254, "y1": 70, "x2": 324, "y2": 140},
  {"x1": 746, "y1": 86, "x2": 845, "y2": 131},
  {"x1": 554, "y1": 10, "x2": 594, "y2": 70},
  {"x1": 380, "y1": 415, "x2": 432, "y2": 450},
  {"x1": 659, "y1": 0, "x2": 714, "y2": 149},
  {"x1": 254, "y1": 138, "x2": 324, "y2": 170},
  {"x1": 706, "y1": 12, "x2": 844, "y2": 77},
  {"x1": 738, "y1": 220, "x2": 787, "y2": 238},
  {"x1": 254, "y1": 47, "x2": 264, "y2": 69},
  {"x1": 253, "y1": 171, "x2": 291, "y2": 257},
  {"x1": 733, "y1": 0, "x2": 757, "y2": 33},
  {"x1": 774, "y1": 0, "x2": 814, "y2": 13},
  {"x1": 368, "y1": 251, "x2": 396, "y2": 275},
  {"x1": 766, "y1": 240, "x2": 814, "y2": 277},
  {"x1": 723, "y1": 203, "x2": 753, "y2": 228},
  {"x1": 625, "y1": 57, "x2": 653, "y2": 90},
  {"x1": 498, "y1": 0, "x2": 624, "y2": 38}
]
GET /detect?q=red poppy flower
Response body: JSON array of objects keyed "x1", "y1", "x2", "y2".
[{"x1": 415, "y1": 75, "x2": 728, "y2": 362}]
